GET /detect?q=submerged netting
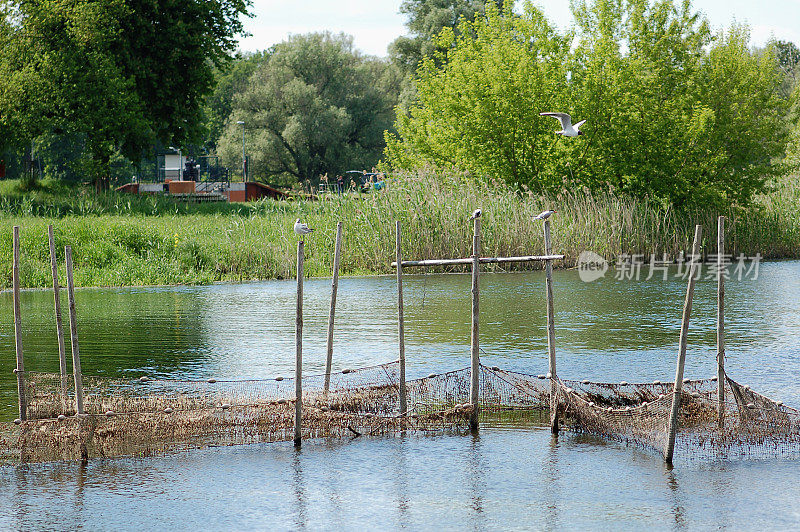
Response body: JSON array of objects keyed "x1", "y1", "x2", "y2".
[
  {"x1": 1, "y1": 363, "x2": 798, "y2": 463},
  {"x1": 557, "y1": 374, "x2": 800, "y2": 460}
]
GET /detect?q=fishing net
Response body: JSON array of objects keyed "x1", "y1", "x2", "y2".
[
  {"x1": 1, "y1": 364, "x2": 798, "y2": 463},
  {"x1": 557, "y1": 374, "x2": 800, "y2": 460}
]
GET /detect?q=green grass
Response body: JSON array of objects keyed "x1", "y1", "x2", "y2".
[{"x1": 1, "y1": 173, "x2": 799, "y2": 289}]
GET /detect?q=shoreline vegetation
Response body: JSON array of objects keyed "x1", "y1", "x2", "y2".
[{"x1": 1, "y1": 171, "x2": 799, "y2": 290}]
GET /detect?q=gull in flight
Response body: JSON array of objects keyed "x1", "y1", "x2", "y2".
[
  {"x1": 294, "y1": 219, "x2": 314, "y2": 236},
  {"x1": 533, "y1": 210, "x2": 557, "y2": 220},
  {"x1": 540, "y1": 112, "x2": 586, "y2": 137}
]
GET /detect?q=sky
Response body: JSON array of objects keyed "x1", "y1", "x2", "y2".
[{"x1": 239, "y1": 0, "x2": 800, "y2": 57}]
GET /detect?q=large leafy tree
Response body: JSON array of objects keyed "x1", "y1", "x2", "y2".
[
  {"x1": 0, "y1": 0, "x2": 249, "y2": 189},
  {"x1": 775, "y1": 40, "x2": 800, "y2": 98},
  {"x1": 385, "y1": 3, "x2": 573, "y2": 188},
  {"x1": 385, "y1": 0, "x2": 790, "y2": 206},
  {"x1": 203, "y1": 51, "x2": 268, "y2": 152},
  {"x1": 219, "y1": 32, "x2": 401, "y2": 185},
  {"x1": 389, "y1": 0, "x2": 506, "y2": 73},
  {"x1": 568, "y1": 0, "x2": 787, "y2": 205}
]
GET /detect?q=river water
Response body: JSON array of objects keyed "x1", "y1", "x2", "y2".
[{"x1": 1, "y1": 262, "x2": 799, "y2": 530}]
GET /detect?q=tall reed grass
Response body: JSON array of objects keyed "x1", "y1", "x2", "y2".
[{"x1": 1, "y1": 171, "x2": 798, "y2": 289}]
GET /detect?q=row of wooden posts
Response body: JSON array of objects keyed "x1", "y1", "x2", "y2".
[
  {"x1": 11, "y1": 225, "x2": 86, "y2": 422},
  {"x1": 10, "y1": 215, "x2": 728, "y2": 465},
  {"x1": 294, "y1": 214, "x2": 730, "y2": 463},
  {"x1": 292, "y1": 212, "x2": 564, "y2": 445}
]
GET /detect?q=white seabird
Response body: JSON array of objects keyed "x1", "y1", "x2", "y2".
[
  {"x1": 540, "y1": 112, "x2": 586, "y2": 137},
  {"x1": 533, "y1": 210, "x2": 557, "y2": 220},
  {"x1": 294, "y1": 219, "x2": 314, "y2": 236},
  {"x1": 471, "y1": 209, "x2": 482, "y2": 219}
]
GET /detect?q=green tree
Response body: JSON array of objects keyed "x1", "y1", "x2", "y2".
[
  {"x1": 0, "y1": 0, "x2": 250, "y2": 190},
  {"x1": 389, "y1": 0, "x2": 506, "y2": 73},
  {"x1": 0, "y1": 0, "x2": 147, "y2": 190},
  {"x1": 114, "y1": 0, "x2": 250, "y2": 148},
  {"x1": 203, "y1": 51, "x2": 269, "y2": 153},
  {"x1": 385, "y1": 0, "x2": 790, "y2": 206},
  {"x1": 219, "y1": 33, "x2": 400, "y2": 185},
  {"x1": 385, "y1": 3, "x2": 573, "y2": 188},
  {"x1": 775, "y1": 40, "x2": 800, "y2": 97},
  {"x1": 569, "y1": 0, "x2": 788, "y2": 204}
]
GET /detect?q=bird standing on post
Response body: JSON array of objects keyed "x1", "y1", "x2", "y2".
[
  {"x1": 293, "y1": 219, "x2": 314, "y2": 241},
  {"x1": 540, "y1": 112, "x2": 586, "y2": 137},
  {"x1": 533, "y1": 210, "x2": 557, "y2": 221},
  {"x1": 471, "y1": 209, "x2": 482, "y2": 219}
]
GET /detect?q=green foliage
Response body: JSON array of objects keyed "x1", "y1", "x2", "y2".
[
  {"x1": 203, "y1": 52, "x2": 269, "y2": 152},
  {"x1": 385, "y1": 0, "x2": 791, "y2": 206},
  {"x1": 775, "y1": 39, "x2": 800, "y2": 97},
  {"x1": 115, "y1": 0, "x2": 251, "y2": 148},
  {"x1": 389, "y1": 0, "x2": 506, "y2": 73},
  {"x1": 0, "y1": 0, "x2": 250, "y2": 187},
  {"x1": 218, "y1": 33, "x2": 401, "y2": 185},
  {"x1": 385, "y1": 2, "x2": 572, "y2": 187}
]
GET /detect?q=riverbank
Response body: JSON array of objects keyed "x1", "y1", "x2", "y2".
[{"x1": 1, "y1": 172, "x2": 799, "y2": 289}]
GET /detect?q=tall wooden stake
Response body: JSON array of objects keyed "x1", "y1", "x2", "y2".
[
  {"x1": 469, "y1": 213, "x2": 481, "y2": 430},
  {"x1": 49, "y1": 226, "x2": 69, "y2": 403},
  {"x1": 665, "y1": 224, "x2": 703, "y2": 463},
  {"x1": 12, "y1": 226, "x2": 27, "y2": 421},
  {"x1": 65, "y1": 246, "x2": 85, "y2": 415},
  {"x1": 543, "y1": 219, "x2": 558, "y2": 434},
  {"x1": 717, "y1": 216, "x2": 726, "y2": 427},
  {"x1": 395, "y1": 221, "x2": 408, "y2": 416},
  {"x1": 324, "y1": 221, "x2": 343, "y2": 393},
  {"x1": 294, "y1": 240, "x2": 304, "y2": 446}
]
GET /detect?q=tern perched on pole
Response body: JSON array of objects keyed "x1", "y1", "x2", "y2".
[
  {"x1": 294, "y1": 219, "x2": 314, "y2": 238},
  {"x1": 533, "y1": 210, "x2": 557, "y2": 221},
  {"x1": 540, "y1": 112, "x2": 586, "y2": 137}
]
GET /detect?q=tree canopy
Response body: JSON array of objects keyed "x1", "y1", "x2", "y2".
[
  {"x1": 219, "y1": 33, "x2": 401, "y2": 185},
  {"x1": 384, "y1": 0, "x2": 791, "y2": 206},
  {"x1": 389, "y1": 0, "x2": 505, "y2": 73},
  {"x1": 0, "y1": 0, "x2": 250, "y2": 188}
]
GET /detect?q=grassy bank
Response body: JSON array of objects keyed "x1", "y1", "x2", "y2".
[{"x1": 1, "y1": 173, "x2": 799, "y2": 289}]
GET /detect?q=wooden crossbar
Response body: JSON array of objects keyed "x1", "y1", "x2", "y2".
[{"x1": 392, "y1": 254, "x2": 564, "y2": 268}]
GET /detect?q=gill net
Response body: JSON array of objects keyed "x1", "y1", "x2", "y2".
[{"x1": 1, "y1": 364, "x2": 798, "y2": 463}]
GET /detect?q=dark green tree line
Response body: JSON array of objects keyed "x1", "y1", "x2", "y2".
[{"x1": 0, "y1": 0, "x2": 250, "y2": 190}]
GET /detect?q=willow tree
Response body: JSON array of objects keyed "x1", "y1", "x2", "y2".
[{"x1": 219, "y1": 33, "x2": 401, "y2": 185}]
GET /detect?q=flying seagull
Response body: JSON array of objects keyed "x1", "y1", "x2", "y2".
[
  {"x1": 294, "y1": 219, "x2": 314, "y2": 236},
  {"x1": 540, "y1": 112, "x2": 586, "y2": 137},
  {"x1": 533, "y1": 210, "x2": 557, "y2": 220}
]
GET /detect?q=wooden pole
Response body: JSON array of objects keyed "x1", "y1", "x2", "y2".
[
  {"x1": 12, "y1": 226, "x2": 27, "y2": 421},
  {"x1": 65, "y1": 246, "x2": 85, "y2": 415},
  {"x1": 469, "y1": 213, "x2": 481, "y2": 430},
  {"x1": 717, "y1": 216, "x2": 725, "y2": 428},
  {"x1": 543, "y1": 219, "x2": 558, "y2": 434},
  {"x1": 395, "y1": 221, "x2": 408, "y2": 416},
  {"x1": 664, "y1": 224, "x2": 703, "y2": 463},
  {"x1": 49, "y1": 226, "x2": 69, "y2": 403},
  {"x1": 391, "y1": 254, "x2": 564, "y2": 268},
  {"x1": 323, "y1": 221, "x2": 343, "y2": 393},
  {"x1": 294, "y1": 240, "x2": 304, "y2": 446}
]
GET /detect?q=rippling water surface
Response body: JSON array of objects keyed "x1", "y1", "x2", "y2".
[{"x1": 1, "y1": 262, "x2": 799, "y2": 529}]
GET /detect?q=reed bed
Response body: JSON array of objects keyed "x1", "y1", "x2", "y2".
[{"x1": 1, "y1": 171, "x2": 799, "y2": 289}]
